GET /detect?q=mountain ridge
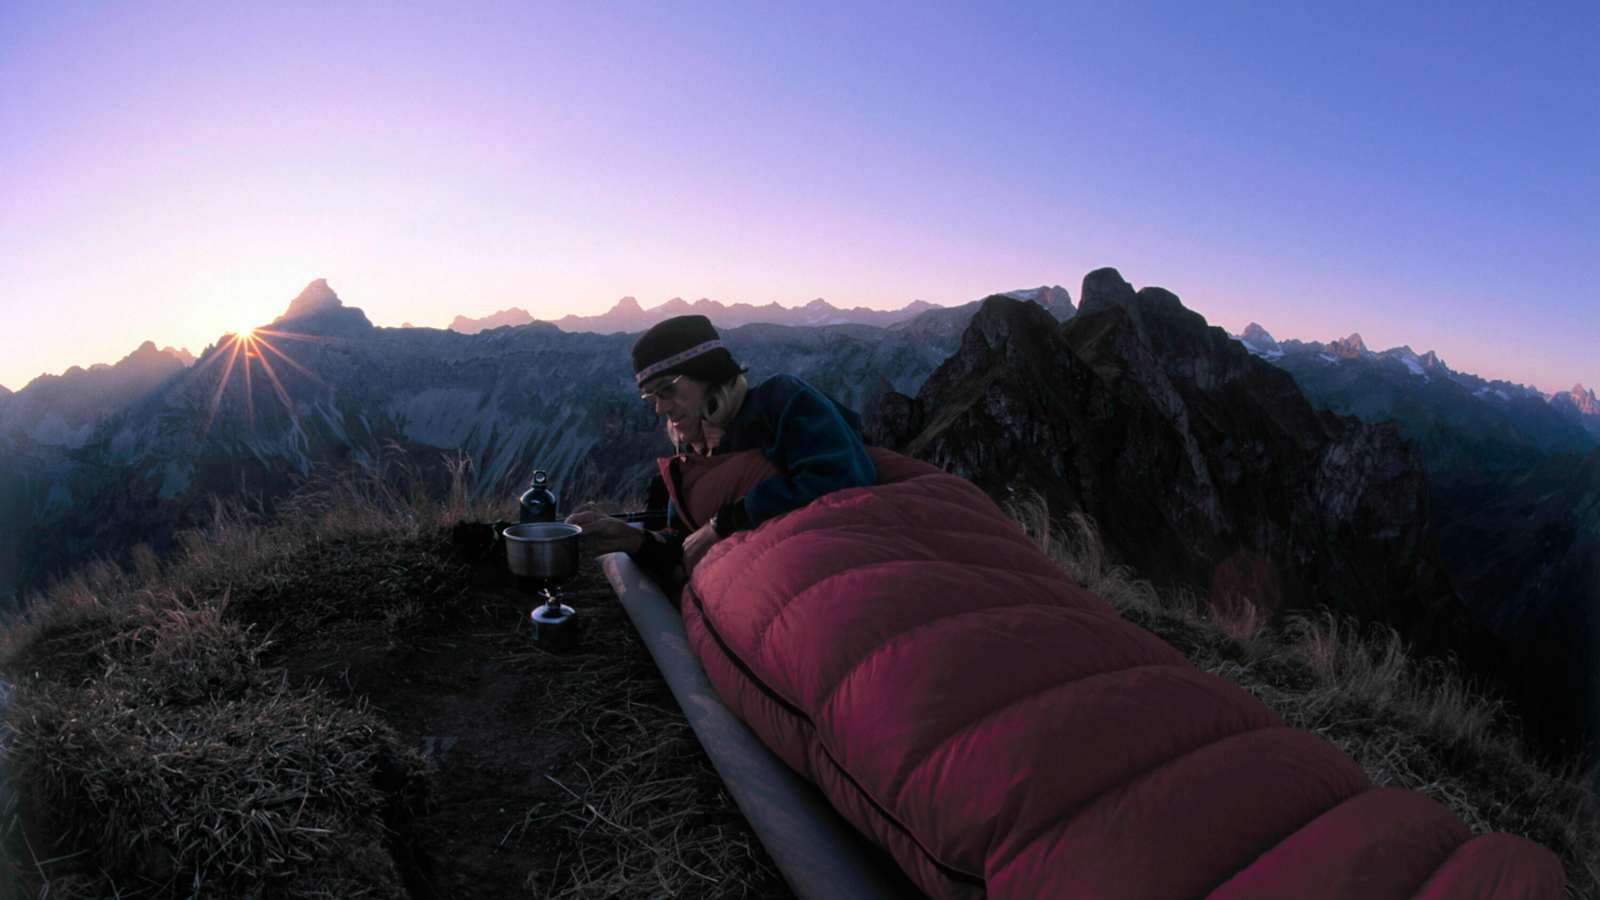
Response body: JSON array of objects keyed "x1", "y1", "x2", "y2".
[
  {"x1": 876, "y1": 268, "x2": 1466, "y2": 650},
  {"x1": 0, "y1": 340, "x2": 192, "y2": 448},
  {"x1": 448, "y1": 289, "x2": 1066, "y2": 335},
  {"x1": 5, "y1": 270, "x2": 1593, "y2": 760},
  {"x1": 0, "y1": 285, "x2": 967, "y2": 606},
  {"x1": 1235, "y1": 325, "x2": 1595, "y2": 475}
]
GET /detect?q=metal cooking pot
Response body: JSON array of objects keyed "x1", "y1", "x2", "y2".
[{"x1": 503, "y1": 522, "x2": 582, "y2": 584}]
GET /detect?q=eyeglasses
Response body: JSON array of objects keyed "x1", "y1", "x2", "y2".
[{"x1": 639, "y1": 374, "x2": 685, "y2": 405}]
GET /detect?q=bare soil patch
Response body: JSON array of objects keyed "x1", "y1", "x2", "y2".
[{"x1": 247, "y1": 531, "x2": 792, "y2": 899}]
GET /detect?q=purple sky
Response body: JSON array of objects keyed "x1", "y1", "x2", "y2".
[{"x1": 2, "y1": 3, "x2": 1595, "y2": 394}]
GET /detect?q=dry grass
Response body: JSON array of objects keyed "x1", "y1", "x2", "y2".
[
  {"x1": 0, "y1": 445, "x2": 778, "y2": 899},
  {"x1": 0, "y1": 448, "x2": 493, "y2": 898},
  {"x1": 513, "y1": 649, "x2": 783, "y2": 899},
  {"x1": 1008, "y1": 493, "x2": 1600, "y2": 899},
  {"x1": 21, "y1": 456, "x2": 1591, "y2": 896},
  {"x1": 0, "y1": 574, "x2": 422, "y2": 898}
]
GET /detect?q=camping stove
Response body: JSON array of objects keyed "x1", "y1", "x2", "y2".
[{"x1": 503, "y1": 521, "x2": 583, "y2": 652}]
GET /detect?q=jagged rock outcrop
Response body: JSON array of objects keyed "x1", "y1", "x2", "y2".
[
  {"x1": 1552, "y1": 384, "x2": 1600, "y2": 439},
  {"x1": 1002, "y1": 284, "x2": 1075, "y2": 320},
  {"x1": 884, "y1": 269, "x2": 1465, "y2": 649},
  {"x1": 1239, "y1": 322, "x2": 1281, "y2": 356},
  {"x1": 1329, "y1": 333, "x2": 1368, "y2": 358},
  {"x1": 271, "y1": 279, "x2": 372, "y2": 337},
  {"x1": 279, "y1": 278, "x2": 341, "y2": 320},
  {"x1": 887, "y1": 284, "x2": 1074, "y2": 342}
]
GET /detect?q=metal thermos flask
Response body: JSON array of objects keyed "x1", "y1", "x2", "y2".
[{"x1": 519, "y1": 470, "x2": 557, "y2": 523}]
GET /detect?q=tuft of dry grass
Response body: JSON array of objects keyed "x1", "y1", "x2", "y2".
[
  {"x1": 517, "y1": 657, "x2": 784, "y2": 900},
  {"x1": 1009, "y1": 492, "x2": 1600, "y2": 899},
  {"x1": 0, "y1": 444, "x2": 780, "y2": 899},
  {"x1": 0, "y1": 447, "x2": 492, "y2": 898},
  {"x1": 1, "y1": 577, "x2": 423, "y2": 898}
]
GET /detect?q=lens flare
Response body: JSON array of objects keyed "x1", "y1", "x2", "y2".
[{"x1": 198, "y1": 327, "x2": 335, "y2": 436}]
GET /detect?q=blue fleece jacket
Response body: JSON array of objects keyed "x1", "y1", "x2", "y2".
[
  {"x1": 714, "y1": 374, "x2": 876, "y2": 528},
  {"x1": 630, "y1": 374, "x2": 876, "y2": 581}
]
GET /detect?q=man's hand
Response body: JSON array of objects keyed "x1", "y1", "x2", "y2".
[
  {"x1": 564, "y1": 510, "x2": 643, "y2": 556},
  {"x1": 681, "y1": 521, "x2": 719, "y2": 572}
]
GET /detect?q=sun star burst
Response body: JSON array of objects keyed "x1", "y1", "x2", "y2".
[{"x1": 199, "y1": 328, "x2": 335, "y2": 436}]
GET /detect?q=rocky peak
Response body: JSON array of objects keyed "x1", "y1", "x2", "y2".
[
  {"x1": 1241, "y1": 323, "x2": 1279, "y2": 350},
  {"x1": 1418, "y1": 350, "x2": 1448, "y2": 371},
  {"x1": 1330, "y1": 333, "x2": 1369, "y2": 358},
  {"x1": 273, "y1": 279, "x2": 372, "y2": 336},
  {"x1": 1551, "y1": 385, "x2": 1600, "y2": 437},
  {"x1": 968, "y1": 295, "x2": 1060, "y2": 356},
  {"x1": 115, "y1": 341, "x2": 188, "y2": 377},
  {"x1": 884, "y1": 268, "x2": 1461, "y2": 652},
  {"x1": 1072, "y1": 270, "x2": 1258, "y2": 396},
  {"x1": 1077, "y1": 267, "x2": 1137, "y2": 317},
  {"x1": 1003, "y1": 285, "x2": 1076, "y2": 321},
  {"x1": 162, "y1": 346, "x2": 196, "y2": 367},
  {"x1": 614, "y1": 296, "x2": 642, "y2": 313},
  {"x1": 280, "y1": 279, "x2": 342, "y2": 320}
]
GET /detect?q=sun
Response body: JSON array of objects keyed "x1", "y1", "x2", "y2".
[{"x1": 197, "y1": 323, "x2": 334, "y2": 437}]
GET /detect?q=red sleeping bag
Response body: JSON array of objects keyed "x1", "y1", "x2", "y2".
[{"x1": 662, "y1": 447, "x2": 1566, "y2": 899}]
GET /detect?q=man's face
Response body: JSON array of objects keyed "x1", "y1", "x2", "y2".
[{"x1": 642, "y1": 374, "x2": 708, "y2": 438}]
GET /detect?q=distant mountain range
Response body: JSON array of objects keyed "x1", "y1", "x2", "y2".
[
  {"x1": 1235, "y1": 323, "x2": 1596, "y2": 477},
  {"x1": 446, "y1": 285, "x2": 1075, "y2": 335},
  {"x1": 0, "y1": 341, "x2": 194, "y2": 447},
  {"x1": 1234, "y1": 321, "x2": 1598, "y2": 752},
  {"x1": 3, "y1": 274, "x2": 1593, "y2": 756},
  {"x1": 1241, "y1": 320, "x2": 1593, "y2": 448},
  {"x1": 0, "y1": 280, "x2": 988, "y2": 608}
]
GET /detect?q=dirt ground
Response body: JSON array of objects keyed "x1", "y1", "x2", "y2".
[{"x1": 262, "y1": 541, "x2": 793, "y2": 899}]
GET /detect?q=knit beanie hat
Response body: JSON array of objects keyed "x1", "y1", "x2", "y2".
[{"x1": 631, "y1": 315, "x2": 743, "y2": 385}]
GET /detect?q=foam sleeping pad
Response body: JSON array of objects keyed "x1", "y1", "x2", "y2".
[{"x1": 661, "y1": 447, "x2": 1565, "y2": 899}]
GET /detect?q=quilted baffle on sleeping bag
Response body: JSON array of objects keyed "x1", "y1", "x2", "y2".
[{"x1": 657, "y1": 446, "x2": 1565, "y2": 899}]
